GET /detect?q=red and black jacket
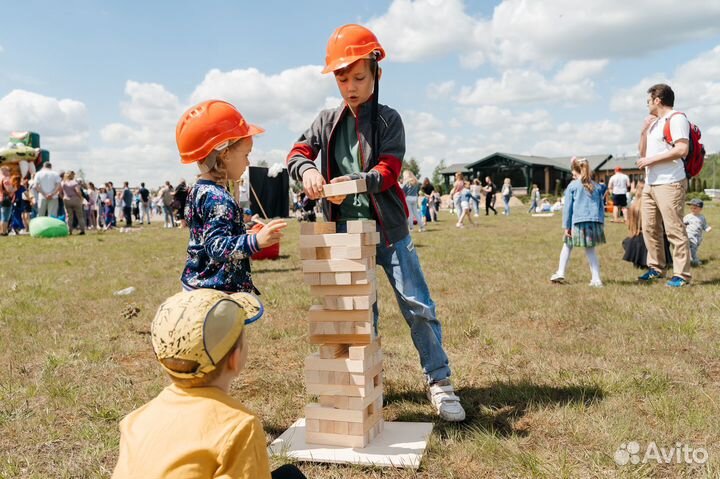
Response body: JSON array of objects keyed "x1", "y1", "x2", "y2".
[{"x1": 286, "y1": 100, "x2": 409, "y2": 244}]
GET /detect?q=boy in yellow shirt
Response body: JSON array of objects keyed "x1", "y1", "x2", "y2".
[{"x1": 112, "y1": 289, "x2": 306, "y2": 479}]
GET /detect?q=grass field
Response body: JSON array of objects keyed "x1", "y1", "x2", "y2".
[{"x1": 1, "y1": 204, "x2": 719, "y2": 479}]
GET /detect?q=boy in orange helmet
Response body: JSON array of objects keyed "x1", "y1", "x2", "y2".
[
  {"x1": 287, "y1": 24, "x2": 465, "y2": 421},
  {"x1": 176, "y1": 100, "x2": 287, "y2": 294}
]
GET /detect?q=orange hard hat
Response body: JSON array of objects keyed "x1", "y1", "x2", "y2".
[
  {"x1": 176, "y1": 100, "x2": 264, "y2": 164},
  {"x1": 322, "y1": 24, "x2": 386, "y2": 74}
]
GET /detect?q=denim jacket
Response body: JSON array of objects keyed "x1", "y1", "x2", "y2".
[{"x1": 562, "y1": 179, "x2": 605, "y2": 229}]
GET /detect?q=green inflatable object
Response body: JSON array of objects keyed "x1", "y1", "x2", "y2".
[{"x1": 29, "y1": 217, "x2": 69, "y2": 238}]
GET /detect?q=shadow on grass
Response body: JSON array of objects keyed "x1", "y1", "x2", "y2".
[
  {"x1": 255, "y1": 266, "x2": 300, "y2": 274},
  {"x1": 693, "y1": 276, "x2": 720, "y2": 285},
  {"x1": 384, "y1": 380, "x2": 605, "y2": 439}
]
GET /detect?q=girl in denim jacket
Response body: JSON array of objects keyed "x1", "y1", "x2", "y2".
[{"x1": 550, "y1": 157, "x2": 606, "y2": 287}]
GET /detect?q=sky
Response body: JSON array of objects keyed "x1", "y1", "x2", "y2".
[{"x1": 1, "y1": 0, "x2": 719, "y2": 186}]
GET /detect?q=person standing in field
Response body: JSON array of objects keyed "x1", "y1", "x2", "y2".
[
  {"x1": 636, "y1": 83, "x2": 692, "y2": 287},
  {"x1": 402, "y1": 170, "x2": 424, "y2": 232},
  {"x1": 483, "y1": 176, "x2": 498, "y2": 216},
  {"x1": 608, "y1": 167, "x2": 630, "y2": 223},
  {"x1": 287, "y1": 24, "x2": 465, "y2": 421},
  {"x1": 550, "y1": 157, "x2": 605, "y2": 287},
  {"x1": 501, "y1": 178, "x2": 512, "y2": 216}
]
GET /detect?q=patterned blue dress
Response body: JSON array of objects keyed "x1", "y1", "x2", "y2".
[{"x1": 181, "y1": 180, "x2": 261, "y2": 293}]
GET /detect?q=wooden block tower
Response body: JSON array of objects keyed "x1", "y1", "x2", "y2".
[{"x1": 299, "y1": 217, "x2": 383, "y2": 448}]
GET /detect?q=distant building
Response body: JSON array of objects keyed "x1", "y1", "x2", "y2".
[{"x1": 439, "y1": 152, "x2": 642, "y2": 194}]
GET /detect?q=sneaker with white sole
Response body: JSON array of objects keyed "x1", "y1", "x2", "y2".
[
  {"x1": 427, "y1": 379, "x2": 465, "y2": 422},
  {"x1": 550, "y1": 273, "x2": 565, "y2": 283},
  {"x1": 588, "y1": 279, "x2": 603, "y2": 288}
]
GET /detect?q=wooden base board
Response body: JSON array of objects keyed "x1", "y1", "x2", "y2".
[{"x1": 268, "y1": 419, "x2": 434, "y2": 470}]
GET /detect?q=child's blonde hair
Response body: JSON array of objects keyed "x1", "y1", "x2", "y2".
[
  {"x1": 162, "y1": 329, "x2": 245, "y2": 389},
  {"x1": 403, "y1": 169, "x2": 418, "y2": 186},
  {"x1": 570, "y1": 157, "x2": 595, "y2": 193},
  {"x1": 626, "y1": 181, "x2": 644, "y2": 237}
]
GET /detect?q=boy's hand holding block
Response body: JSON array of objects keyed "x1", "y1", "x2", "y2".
[{"x1": 322, "y1": 179, "x2": 367, "y2": 198}]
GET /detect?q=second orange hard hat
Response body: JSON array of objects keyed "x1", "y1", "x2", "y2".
[
  {"x1": 176, "y1": 100, "x2": 264, "y2": 164},
  {"x1": 322, "y1": 24, "x2": 386, "y2": 74}
]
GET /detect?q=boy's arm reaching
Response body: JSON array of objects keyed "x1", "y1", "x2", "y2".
[{"x1": 287, "y1": 113, "x2": 324, "y2": 182}]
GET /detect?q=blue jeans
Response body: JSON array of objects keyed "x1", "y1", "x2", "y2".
[
  {"x1": 0, "y1": 205, "x2": 11, "y2": 224},
  {"x1": 337, "y1": 223, "x2": 451, "y2": 383},
  {"x1": 503, "y1": 195, "x2": 511, "y2": 215}
]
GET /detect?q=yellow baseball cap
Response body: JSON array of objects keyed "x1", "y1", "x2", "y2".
[{"x1": 151, "y1": 289, "x2": 263, "y2": 379}]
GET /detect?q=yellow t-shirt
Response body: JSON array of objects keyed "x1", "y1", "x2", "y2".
[{"x1": 112, "y1": 384, "x2": 271, "y2": 479}]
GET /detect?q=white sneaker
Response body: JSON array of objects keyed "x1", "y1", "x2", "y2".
[
  {"x1": 589, "y1": 279, "x2": 604, "y2": 288},
  {"x1": 427, "y1": 379, "x2": 465, "y2": 422},
  {"x1": 550, "y1": 273, "x2": 565, "y2": 283}
]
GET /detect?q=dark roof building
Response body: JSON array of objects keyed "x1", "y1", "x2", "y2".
[{"x1": 439, "y1": 152, "x2": 641, "y2": 194}]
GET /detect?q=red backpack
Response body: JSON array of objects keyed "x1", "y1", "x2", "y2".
[{"x1": 663, "y1": 112, "x2": 705, "y2": 178}]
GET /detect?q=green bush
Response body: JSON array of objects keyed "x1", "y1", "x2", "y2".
[{"x1": 687, "y1": 191, "x2": 712, "y2": 202}]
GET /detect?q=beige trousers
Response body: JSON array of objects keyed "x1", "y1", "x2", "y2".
[{"x1": 641, "y1": 179, "x2": 691, "y2": 279}]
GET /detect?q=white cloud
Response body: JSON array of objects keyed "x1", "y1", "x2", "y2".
[
  {"x1": 0, "y1": 89, "x2": 90, "y2": 172},
  {"x1": 554, "y1": 60, "x2": 609, "y2": 83},
  {"x1": 404, "y1": 110, "x2": 449, "y2": 177},
  {"x1": 489, "y1": 1, "x2": 720, "y2": 68},
  {"x1": 367, "y1": 0, "x2": 478, "y2": 63},
  {"x1": 367, "y1": 0, "x2": 720, "y2": 70},
  {"x1": 611, "y1": 44, "x2": 720, "y2": 152},
  {"x1": 190, "y1": 66, "x2": 336, "y2": 132},
  {"x1": 456, "y1": 69, "x2": 596, "y2": 106},
  {"x1": 427, "y1": 80, "x2": 456, "y2": 99}
]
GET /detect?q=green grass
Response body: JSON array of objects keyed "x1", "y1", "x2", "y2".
[{"x1": 1, "y1": 205, "x2": 719, "y2": 478}]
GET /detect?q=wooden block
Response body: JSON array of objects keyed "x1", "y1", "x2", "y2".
[
  {"x1": 319, "y1": 419, "x2": 335, "y2": 434},
  {"x1": 315, "y1": 247, "x2": 332, "y2": 260},
  {"x1": 318, "y1": 344, "x2": 348, "y2": 359},
  {"x1": 303, "y1": 273, "x2": 321, "y2": 285},
  {"x1": 320, "y1": 272, "x2": 352, "y2": 285},
  {"x1": 303, "y1": 258, "x2": 369, "y2": 273},
  {"x1": 322, "y1": 179, "x2": 367, "y2": 197},
  {"x1": 309, "y1": 245, "x2": 375, "y2": 260},
  {"x1": 308, "y1": 334, "x2": 373, "y2": 345},
  {"x1": 347, "y1": 388, "x2": 383, "y2": 410},
  {"x1": 308, "y1": 305, "x2": 373, "y2": 323},
  {"x1": 305, "y1": 431, "x2": 368, "y2": 448},
  {"x1": 305, "y1": 403, "x2": 365, "y2": 423},
  {"x1": 348, "y1": 340, "x2": 381, "y2": 360},
  {"x1": 298, "y1": 233, "x2": 376, "y2": 248},
  {"x1": 364, "y1": 231, "x2": 381, "y2": 245},
  {"x1": 318, "y1": 396, "x2": 335, "y2": 407},
  {"x1": 305, "y1": 418, "x2": 320, "y2": 433},
  {"x1": 304, "y1": 351, "x2": 381, "y2": 373},
  {"x1": 349, "y1": 361, "x2": 383, "y2": 386},
  {"x1": 299, "y1": 248, "x2": 317, "y2": 260},
  {"x1": 351, "y1": 271, "x2": 372, "y2": 284},
  {"x1": 300, "y1": 222, "x2": 336, "y2": 235},
  {"x1": 334, "y1": 396, "x2": 349, "y2": 409},
  {"x1": 346, "y1": 220, "x2": 376, "y2": 234},
  {"x1": 309, "y1": 283, "x2": 375, "y2": 297},
  {"x1": 334, "y1": 421, "x2": 349, "y2": 435}
]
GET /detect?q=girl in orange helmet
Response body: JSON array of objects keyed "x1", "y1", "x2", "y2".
[{"x1": 176, "y1": 100, "x2": 287, "y2": 294}]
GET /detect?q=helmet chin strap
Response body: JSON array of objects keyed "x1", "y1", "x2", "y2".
[
  {"x1": 199, "y1": 150, "x2": 219, "y2": 174},
  {"x1": 370, "y1": 51, "x2": 380, "y2": 166}
]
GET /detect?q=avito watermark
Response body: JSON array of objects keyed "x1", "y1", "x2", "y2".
[{"x1": 615, "y1": 441, "x2": 708, "y2": 466}]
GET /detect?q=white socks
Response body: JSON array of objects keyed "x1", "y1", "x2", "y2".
[
  {"x1": 585, "y1": 247, "x2": 601, "y2": 283},
  {"x1": 556, "y1": 244, "x2": 601, "y2": 282}
]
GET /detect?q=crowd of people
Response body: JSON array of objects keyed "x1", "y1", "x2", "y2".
[{"x1": 0, "y1": 161, "x2": 194, "y2": 236}]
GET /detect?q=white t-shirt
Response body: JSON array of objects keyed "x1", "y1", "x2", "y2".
[
  {"x1": 645, "y1": 110, "x2": 689, "y2": 185},
  {"x1": 33, "y1": 168, "x2": 62, "y2": 196},
  {"x1": 608, "y1": 173, "x2": 630, "y2": 194}
]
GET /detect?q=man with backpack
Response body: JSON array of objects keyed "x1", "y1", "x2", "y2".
[{"x1": 636, "y1": 83, "x2": 693, "y2": 287}]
